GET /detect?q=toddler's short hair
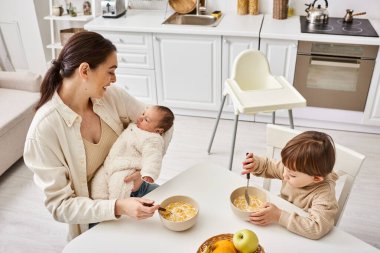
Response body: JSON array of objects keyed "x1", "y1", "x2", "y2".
[{"x1": 281, "y1": 131, "x2": 335, "y2": 177}]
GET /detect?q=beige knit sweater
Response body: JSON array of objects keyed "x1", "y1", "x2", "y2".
[{"x1": 252, "y1": 156, "x2": 339, "y2": 240}]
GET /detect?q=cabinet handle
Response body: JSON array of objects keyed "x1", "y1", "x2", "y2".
[
  {"x1": 154, "y1": 36, "x2": 160, "y2": 41},
  {"x1": 224, "y1": 39, "x2": 229, "y2": 44}
]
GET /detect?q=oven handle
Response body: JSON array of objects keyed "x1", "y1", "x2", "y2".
[{"x1": 310, "y1": 57, "x2": 360, "y2": 69}]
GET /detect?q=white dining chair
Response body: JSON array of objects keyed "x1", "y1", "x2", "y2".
[
  {"x1": 207, "y1": 49, "x2": 306, "y2": 170},
  {"x1": 264, "y1": 124, "x2": 366, "y2": 226}
]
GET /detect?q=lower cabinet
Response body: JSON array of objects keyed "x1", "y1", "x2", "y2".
[
  {"x1": 363, "y1": 58, "x2": 380, "y2": 126},
  {"x1": 260, "y1": 38, "x2": 297, "y2": 84},
  {"x1": 222, "y1": 36, "x2": 260, "y2": 111},
  {"x1": 114, "y1": 68, "x2": 157, "y2": 105},
  {"x1": 153, "y1": 33, "x2": 222, "y2": 111},
  {"x1": 99, "y1": 30, "x2": 260, "y2": 114},
  {"x1": 97, "y1": 31, "x2": 157, "y2": 104}
]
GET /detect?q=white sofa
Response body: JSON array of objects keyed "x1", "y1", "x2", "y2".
[{"x1": 0, "y1": 71, "x2": 41, "y2": 176}]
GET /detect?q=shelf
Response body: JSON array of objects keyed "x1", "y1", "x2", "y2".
[
  {"x1": 45, "y1": 0, "x2": 96, "y2": 59},
  {"x1": 44, "y1": 14, "x2": 93, "y2": 22},
  {"x1": 47, "y1": 43, "x2": 63, "y2": 49}
]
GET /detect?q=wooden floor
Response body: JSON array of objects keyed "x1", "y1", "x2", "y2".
[{"x1": 1, "y1": 115, "x2": 380, "y2": 252}]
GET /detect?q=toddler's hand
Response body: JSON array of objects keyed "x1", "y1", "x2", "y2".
[
  {"x1": 242, "y1": 152, "x2": 255, "y2": 175},
  {"x1": 248, "y1": 202, "x2": 281, "y2": 226},
  {"x1": 142, "y1": 176, "x2": 154, "y2": 183}
]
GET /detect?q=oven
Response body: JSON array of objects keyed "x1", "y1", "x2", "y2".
[{"x1": 293, "y1": 41, "x2": 379, "y2": 111}]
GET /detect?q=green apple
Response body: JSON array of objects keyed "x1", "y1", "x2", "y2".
[{"x1": 232, "y1": 229, "x2": 259, "y2": 253}]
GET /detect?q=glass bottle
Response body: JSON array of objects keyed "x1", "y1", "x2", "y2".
[{"x1": 288, "y1": 0, "x2": 295, "y2": 17}]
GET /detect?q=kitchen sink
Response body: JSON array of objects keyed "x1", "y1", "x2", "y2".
[{"x1": 162, "y1": 13, "x2": 223, "y2": 27}]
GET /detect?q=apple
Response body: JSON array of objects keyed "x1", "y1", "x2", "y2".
[{"x1": 232, "y1": 229, "x2": 259, "y2": 253}]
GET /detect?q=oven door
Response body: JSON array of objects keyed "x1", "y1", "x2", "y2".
[{"x1": 294, "y1": 54, "x2": 375, "y2": 111}]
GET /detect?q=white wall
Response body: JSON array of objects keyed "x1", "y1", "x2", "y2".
[
  {"x1": 208, "y1": 0, "x2": 380, "y2": 19},
  {"x1": 0, "y1": 1, "x2": 47, "y2": 75},
  {"x1": 34, "y1": 0, "x2": 52, "y2": 63}
]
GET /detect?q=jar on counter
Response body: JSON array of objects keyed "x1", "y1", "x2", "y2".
[
  {"x1": 248, "y1": 0, "x2": 259, "y2": 15},
  {"x1": 249, "y1": 0, "x2": 259, "y2": 15},
  {"x1": 288, "y1": 0, "x2": 295, "y2": 17},
  {"x1": 237, "y1": 0, "x2": 249, "y2": 15},
  {"x1": 273, "y1": 0, "x2": 288, "y2": 19}
]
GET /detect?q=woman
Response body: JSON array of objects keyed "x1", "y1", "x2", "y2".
[{"x1": 23, "y1": 31, "x2": 160, "y2": 241}]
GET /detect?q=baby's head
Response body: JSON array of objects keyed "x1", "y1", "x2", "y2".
[
  {"x1": 281, "y1": 131, "x2": 336, "y2": 179},
  {"x1": 137, "y1": 105, "x2": 174, "y2": 135}
]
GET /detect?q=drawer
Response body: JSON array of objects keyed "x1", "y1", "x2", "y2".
[
  {"x1": 117, "y1": 51, "x2": 153, "y2": 69},
  {"x1": 99, "y1": 31, "x2": 153, "y2": 51},
  {"x1": 99, "y1": 31, "x2": 154, "y2": 69},
  {"x1": 115, "y1": 68, "x2": 157, "y2": 105}
]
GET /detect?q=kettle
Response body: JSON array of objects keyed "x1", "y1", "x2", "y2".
[{"x1": 305, "y1": 0, "x2": 329, "y2": 24}]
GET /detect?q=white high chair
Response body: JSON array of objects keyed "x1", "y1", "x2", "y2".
[
  {"x1": 264, "y1": 124, "x2": 365, "y2": 226},
  {"x1": 207, "y1": 49, "x2": 306, "y2": 170}
]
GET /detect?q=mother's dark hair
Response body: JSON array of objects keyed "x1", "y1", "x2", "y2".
[{"x1": 35, "y1": 31, "x2": 116, "y2": 110}]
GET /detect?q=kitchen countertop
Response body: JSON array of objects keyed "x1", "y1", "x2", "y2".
[
  {"x1": 85, "y1": 11, "x2": 380, "y2": 45},
  {"x1": 85, "y1": 10, "x2": 263, "y2": 37},
  {"x1": 261, "y1": 14, "x2": 380, "y2": 45}
]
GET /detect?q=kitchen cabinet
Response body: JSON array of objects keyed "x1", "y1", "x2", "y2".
[
  {"x1": 363, "y1": 54, "x2": 380, "y2": 126},
  {"x1": 222, "y1": 36, "x2": 259, "y2": 110},
  {"x1": 153, "y1": 33, "x2": 222, "y2": 111},
  {"x1": 98, "y1": 31, "x2": 157, "y2": 105},
  {"x1": 255, "y1": 38, "x2": 298, "y2": 121},
  {"x1": 44, "y1": 0, "x2": 97, "y2": 59},
  {"x1": 259, "y1": 38, "x2": 298, "y2": 84}
]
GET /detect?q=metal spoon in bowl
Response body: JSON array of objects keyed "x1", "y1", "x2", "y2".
[
  {"x1": 244, "y1": 153, "x2": 251, "y2": 206},
  {"x1": 143, "y1": 202, "x2": 174, "y2": 216},
  {"x1": 245, "y1": 173, "x2": 251, "y2": 206}
]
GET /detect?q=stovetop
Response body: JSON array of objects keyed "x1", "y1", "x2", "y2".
[{"x1": 300, "y1": 16, "x2": 379, "y2": 37}]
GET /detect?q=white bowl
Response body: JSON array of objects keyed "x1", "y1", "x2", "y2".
[
  {"x1": 158, "y1": 195, "x2": 199, "y2": 231},
  {"x1": 230, "y1": 186, "x2": 268, "y2": 221}
]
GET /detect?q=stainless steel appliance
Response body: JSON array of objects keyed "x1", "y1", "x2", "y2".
[
  {"x1": 101, "y1": 0, "x2": 126, "y2": 18},
  {"x1": 343, "y1": 9, "x2": 366, "y2": 23},
  {"x1": 305, "y1": 0, "x2": 329, "y2": 24},
  {"x1": 294, "y1": 41, "x2": 379, "y2": 111},
  {"x1": 300, "y1": 16, "x2": 379, "y2": 37}
]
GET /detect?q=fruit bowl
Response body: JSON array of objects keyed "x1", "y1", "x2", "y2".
[
  {"x1": 230, "y1": 186, "x2": 268, "y2": 221},
  {"x1": 196, "y1": 233, "x2": 265, "y2": 253},
  {"x1": 158, "y1": 195, "x2": 199, "y2": 231}
]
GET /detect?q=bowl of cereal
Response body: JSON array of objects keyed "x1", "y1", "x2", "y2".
[
  {"x1": 230, "y1": 186, "x2": 267, "y2": 221},
  {"x1": 158, "y1": 195, "x2": 199, "y2": 231}
]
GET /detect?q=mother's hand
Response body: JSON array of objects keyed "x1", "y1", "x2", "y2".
[
  {"x1": 115, "y1": 198, "x2": 159, "y2": 219},
  {"x1": 124, "y1": 170, "x2": 143, "y2": 192}
]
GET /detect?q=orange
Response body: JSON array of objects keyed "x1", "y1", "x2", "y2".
[{"x1": 212, "y1": 240, "x2": 237, "y2": 253}]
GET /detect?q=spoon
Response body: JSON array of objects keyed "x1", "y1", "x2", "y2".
[
  {"x1": 245, "y1": 172, "x2": 251, "y2": 206},
  {"x1": 244, "y1": 152, "x2": 251, "y2": 206},
  {"x1": 143, "y1": 202, "x2": 174, "y2": 216}
]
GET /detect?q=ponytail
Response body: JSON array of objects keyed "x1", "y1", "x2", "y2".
[{"x1": 35, "y1": 60, "x2": 63, "y2": 110}]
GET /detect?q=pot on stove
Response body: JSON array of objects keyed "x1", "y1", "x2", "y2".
[
  {"x1": 305, "y1": 0, "x2": 329, "y2": 24},
  {"x1": 343, "y1": 9, "x2": 367, "y2": 23}
]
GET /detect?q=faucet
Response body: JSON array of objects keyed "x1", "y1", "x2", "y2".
[{"x1": 196, "y1": 0, "x2": 207, "y2": 15}]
